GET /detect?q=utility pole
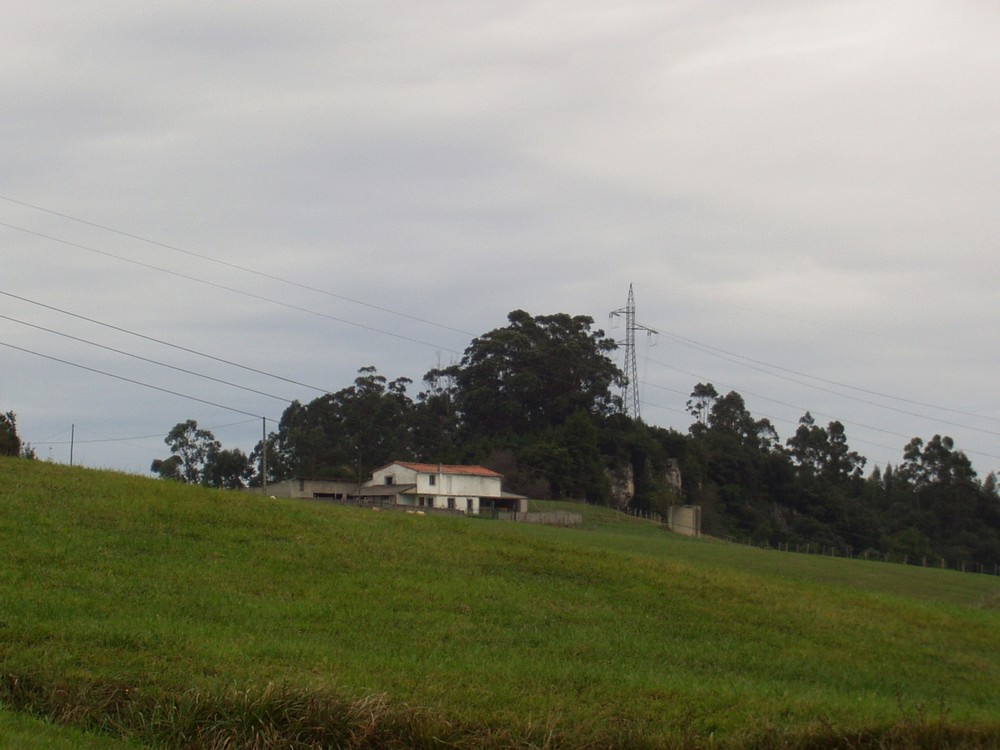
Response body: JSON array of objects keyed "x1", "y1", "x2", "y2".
[
  {"x1": 609, "y1": 284, "x2": 658, "y2": 420},
  {"x1": 261, "y1": 417, "x2": 268, "y2": 494},
  {"x1": 356, "y1": 451, "x2": 363, "y2": 506},
  {"x1": 70, "y1": 424, "x2": 75, "y2": 467}
]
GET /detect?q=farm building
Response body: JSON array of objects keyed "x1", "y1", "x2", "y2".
[
  {"x1": 368, "y1": 461, "x2": 527, "y2": 515},
  {"x1": 260, "y1": 477, "x2": 356, "y2": 500},
  {"x1": 256, "y1": 462, "x2": 527, "y2": 515}
]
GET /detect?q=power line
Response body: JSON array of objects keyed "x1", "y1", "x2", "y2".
[
  {"x1": 644, "y1": 362, "x2": 907, "y2": 438},
  {"x1": 4, "y1": 194, "x2": 994, "y2": 469},
  {"x1": 0, "y1": 221, "x2": 464, "y2": 355},
  {"x1": 0, "y1": 289, "x2": 333, "y2": 395},
  {"x1": 5, "y1": 217, "x2": 994, "y2": 468},
  {"x1": 46, "y1": 419, "x2": 260, "y2": 446},
  {"x1": 657, "y1": 329, "x2": 1000, "y2": 428},
  {"x1": 47, "y1": 431, "x2": 173, "y2": 446},
  {"x1": 1, "y1": 313, "x2": 295, "y2": 404},
  {"x1": 627, "y1": 287, "x2": 998, "y2": 463},
  {"x1": 641, "y1": 363, "x2": 1000, "y2": 462},
  {"x1": 647, "y1": 341, "x2": 1000, "y2": 439},
  {"x1": 0, "y1": 193, "x2": 477, "y2": 338},
  {"x1": 0, "y1": 339, "x2": 278, "y2": 421}
]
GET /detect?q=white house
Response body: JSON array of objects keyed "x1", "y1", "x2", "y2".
[{"x1": 367, "y1": 461, "x2": 526, "y2": 515}]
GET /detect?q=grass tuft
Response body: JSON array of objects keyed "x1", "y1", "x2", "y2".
[{"x1": 3, "y1": 672, "x2": 998, "y2": 749}]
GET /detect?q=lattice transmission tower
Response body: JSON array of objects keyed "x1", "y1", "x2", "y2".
[{"x1": 609, "y1": 284, "x2": 658, "y2": 420}]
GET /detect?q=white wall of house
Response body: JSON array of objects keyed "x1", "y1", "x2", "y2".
[
  {"x1": 369, "y1": 463, "x2": 499, "y2": 514},
  {"x1": 396, "y1": 494, "x2": 480, "y2": 514},
  {"x1": 370, "y1": 463, "x2": 501, "y2": 498}
]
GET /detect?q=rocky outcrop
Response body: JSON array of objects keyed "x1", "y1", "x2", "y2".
[
  {"x1": 606, "y1": 462, "x2": 635, "y2": 510},
  {"x1": 665, "y1": 458, "x2": 682, "y2": 493}
]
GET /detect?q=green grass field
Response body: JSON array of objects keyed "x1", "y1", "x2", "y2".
[
  {"x1": 1, "y1": 457, "x2": 998, "y2": 748},
  {"x1": 0, "y1": 707, "x2": 151, "y2": 749}
]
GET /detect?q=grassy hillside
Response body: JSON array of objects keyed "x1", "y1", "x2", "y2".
[{"x1": 1, "y1": 457, "x2": 998, "y2": 749}]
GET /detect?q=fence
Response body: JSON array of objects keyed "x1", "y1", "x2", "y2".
[
  {"x1": 621, "y1": 505, "x2": 999, "y2": 577},
  {"x1": 724, "y1": 536, "x2": 1000, "y2": 576},
  {"x1": 624, "y1": 507, "x2": 664, "y2": 524},
  {"x1": 623, "y1": 506, "x2": 702, "y2": 537}
]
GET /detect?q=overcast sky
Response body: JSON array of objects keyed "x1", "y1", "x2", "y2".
[{"x1": 3, "y1": 1, "x2": 998, "y2": 479}]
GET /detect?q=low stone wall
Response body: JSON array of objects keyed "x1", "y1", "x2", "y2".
[{"x1": 495, "y1": 511, "x2": 583, "y2": 527}]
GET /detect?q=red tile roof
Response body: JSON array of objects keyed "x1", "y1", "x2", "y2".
[{"x1": 381, "y1": 461, "x2": 503, "y2": 478}]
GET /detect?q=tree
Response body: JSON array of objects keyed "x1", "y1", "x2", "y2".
[
  {"x1": 412, "y1": 367, "x2": 462, "y2": 462},
  {"x1": 686, "y1": 383, "x2": 718, "y2": 434},
  {"x1": 897, "y1": 435, "x2": 992, "y2": 561},
  {"x1": 707, "y1": 390, "x2": 779, "y2": 454},
  {"x1": 151, "y1": 420, "x2": 220, "y2": 483},
  {"x1": 448, "y1": 310, "x2": 623, "y2": 441},
  {"x1": 0, "y1": 411, "x2": 22, "y2": 457},
  {"x1": 787, "y1": 413, "x2": 865, "y2": 483},
  {"x1": 250, "y1": 431, "x2": 287, "y2": 487},
  {"x1": 824, "y1": 421, "x2": 866, "y2": 482},
  {"x1": 150, "y1": 454, "x2": 183, "y2": 482},
  {"x1": 899, "y1": 435, "x2": 976, "y2": 489},
  {"x1": 787, "y1": 412, "x2": 825, "y2": 476},
  {"x1": 0, "y1": 412, "x2": 33, "y2": 459},
  {"x1": 682, "y1": 386, "x2": 797, "y2": 540},
  {"x1": 985, "y1": 472, "x2": 998, "y2": 499},
  {"x1": 519, "y1": 410, "x2": 611, "y2": 502},
  {"x1": 274, "y1": 367, "x2": 418, "y2": 478},
  {"x1": 203, "y1": 447, "x2": 253, "y2": 490}
]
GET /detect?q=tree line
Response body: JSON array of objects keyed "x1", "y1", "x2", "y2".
[
  {"x1": 674, "y1": 384, "x2": 1000, "y2": 566},
  {"x1": 129, "y1": 308, "x2": 1000, "y2": 566}
]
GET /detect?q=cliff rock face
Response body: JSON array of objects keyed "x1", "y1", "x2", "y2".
[
  {"x1": 606, "y1": 460, "x2": 683, "y2": 509},
  {"x1": 665, "y1": 459, "x2": 682, "y2": 494},
  {"x1": 606, "y1": 462, "x2": 635, "y2": 510}
]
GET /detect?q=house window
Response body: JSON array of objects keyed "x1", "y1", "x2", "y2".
[
  {"x1": 385, "y1": 475, "x2": 394, "y2": 486},
  {"x1": 429, "y1": 474, "x2": 436, "y2": 486},
  {"x1": 466, "y1": 498, "x2": 474, "y2": 512},
  {"x1": 448, "y1": 497, "x2": 456, "y2": 509}
]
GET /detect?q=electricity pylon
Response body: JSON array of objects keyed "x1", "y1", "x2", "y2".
[{"x1": 609, "y1": 284, "x2": 658, "y2": 420}]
